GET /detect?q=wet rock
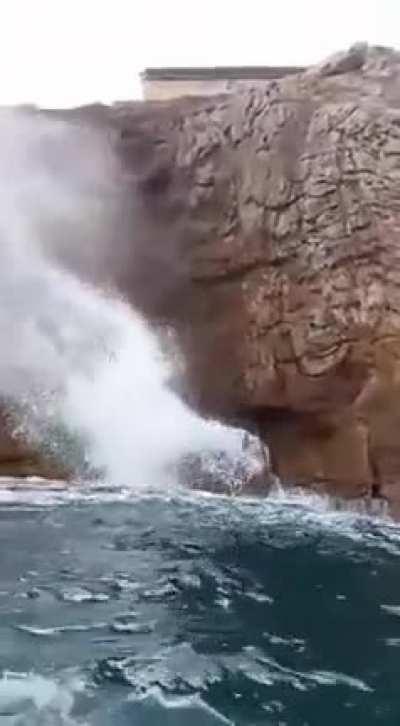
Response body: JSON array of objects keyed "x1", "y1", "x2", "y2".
[
  {"x1": 0, "y1": 408, "x2": 67, "y2": 480},
  {"x1": 177, "y1": 430, "x2": 272, "y2": 495}
]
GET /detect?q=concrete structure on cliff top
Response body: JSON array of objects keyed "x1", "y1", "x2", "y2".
[{"x1": 141, "y1": 65, "x2": 305, "y2": 100}]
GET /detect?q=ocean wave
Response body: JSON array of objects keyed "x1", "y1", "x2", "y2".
[{"x1": 0, "y1": 478, "x2": 399, "y2": 553}]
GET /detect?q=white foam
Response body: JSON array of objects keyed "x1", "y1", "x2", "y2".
[
  {"x1": 381, "y1": 604, "x2": 400, "y2": 616},
  {"x1": 0, "y1": 671, "x2": 85, "y2": 724},
  {"x1": 129, "y1": 686, "x2": 233, "y2": 724}
]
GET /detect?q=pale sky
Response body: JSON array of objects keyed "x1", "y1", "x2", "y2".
[{"x1": 0, "y1": 0, "x2": 398, "y2": 107}]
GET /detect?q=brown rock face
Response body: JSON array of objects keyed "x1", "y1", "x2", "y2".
[
  {"x1": 100, "y1": 44, "x2": 400, "y2": 504},
  {"x1": 0, "y1": 409, "x2": 65, "y2": 479}
]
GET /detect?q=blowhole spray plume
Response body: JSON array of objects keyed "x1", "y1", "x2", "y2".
[{"x1": 0, "y1": 108, "x2": 265, "y2": 489}]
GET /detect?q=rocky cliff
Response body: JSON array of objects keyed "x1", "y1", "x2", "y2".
[
  {"x1": 106, "y1": 44, "x2": 400, "y2": 507},
  {"x1": 4, "y1": 44, "x2": 400, "y2": 508}
]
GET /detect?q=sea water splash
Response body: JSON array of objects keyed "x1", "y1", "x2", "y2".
[
  {"x1": 1, "y1": 219, "x2": 264, "y2": 487},
  {"x1": 0, "y1": 109, "x2": 263, "y2": 488}
]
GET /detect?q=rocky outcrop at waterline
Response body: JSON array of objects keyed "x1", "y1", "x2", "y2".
[
  {"x1": 0, "y1": 410, "x2": 67, "y2": 479},
  {"x1": 4, "y1": 44, "x2": 400, "y2": 510}
]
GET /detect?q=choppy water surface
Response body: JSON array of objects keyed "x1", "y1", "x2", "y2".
[{"x1": 1, "y1": 485, "x2": 400, "y2": 724}]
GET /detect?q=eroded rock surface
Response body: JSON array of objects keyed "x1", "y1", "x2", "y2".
[{"x1": 103, "y1": 44, "x2": 400, "y2": 505}]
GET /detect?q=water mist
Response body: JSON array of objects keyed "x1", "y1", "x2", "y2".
[{"x1": 0, "y1": 108, "x2": 264, "y2": 489}]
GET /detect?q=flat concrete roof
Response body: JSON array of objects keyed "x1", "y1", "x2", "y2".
[{"x1": 141, "y1": 66, "x2": 305, "y2": 82}]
